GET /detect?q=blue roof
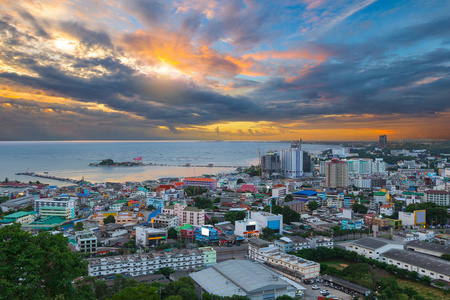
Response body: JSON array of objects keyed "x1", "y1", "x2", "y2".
[{"x1": 293, "y1": 190, "x2": 318, "y2": 196}]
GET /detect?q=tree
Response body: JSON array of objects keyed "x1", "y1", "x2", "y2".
[
  {"x1": 225, "y1": 211, "x2": 247, "y2": 223},
  {"x1": 237, "y1": 178, "x2": 245, "y2": 184},
  {"x1": 104, "y1": 215, "x2": 116, "y2": 224},
  {"x1": 307, "y1": 201, "x2": 319, "y2": 210},
  {"x1": 284, "y1": 194, "x2": 293, "y2": 202},
  {"x1": 276, "y1": 295, "x2": 296, "y2": 300},
  {"x1": 352, "y1": 203, "x2": 368, "y2": 214},
  {"x1": 74, "y1": 221, "x2": 84, "y2": 231},
  {"x1": 0, "y1": 223, "x2": 89, "y2": 299},
  {"x1": 109, "y1": 283, "x2": 159, "y2": 300},
  {"x1": 441, "y1": 254, "x2": 450, "y2": 261},
  {"x1": 213, "y1": 197, "x2": 221, "y2": 203},
  {"x1": 261, "y1": 227, "x2": 276, "y2": 241},
  {"x1": 193, "y1": 197, "x2": 213, "y2": 209},
  {"x1": 168, "y1": 227, "x2": 178, "y2": 239},
  {"x1": 3, "y1": 177, "x2": 8, "y2": 183}
]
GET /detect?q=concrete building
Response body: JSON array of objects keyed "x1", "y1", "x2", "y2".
[
  {"x1": 379, "y1": 135, "x2": 387, "y2": 149},
  {"x1": 183, "y1": 178, "x2": 217, "y2": 190},
  {"x1": 252, "y1": 211, "x2": 283, "y2": 235},
  {"x1": 34, "y1": 196, "x2": 76, "y2": 219},
  {"x1": 162, "y1": 203, "x2": 205, "y2": 226},
  {"x1": 424, "y1": 190, "x2": 450, "y2": 206},
  {"x1": 0, "y1": 211, "x2": 37, "y2": 225},
  {"x1": 190, "y1": 260, "x2": 300, "y2": 299},
  {"x1": 274, "y1": 236, "x2": 309, "y2": 253},
  {"x1": 347, "y1": 159, "x2": 373, "y2": 174},
  {"x1": 89, "y1": 248, "x2": 207, "y2": 277},
  {"x1": 135, "y1": 226, "x2": 168, "y2": 248},
  {"x1": 199, "y1": 246, "x2": 216, "y2": 267},
  {"x1": 398, "y1": 210, "x2": 426, "y2": 227},
  {"x1": 346, "y1": 237, "x2": 403, "y2": 260},
  {"x1": 76, "y1": 230, "x2": 98, "y2": 253},
  {"x1": 372, "y1": 158, "x2": 386, "y2": 174},
  {"x1": 280, "y1": 148, "x2": 304, "y2": 179},
  {"x1": 234, "y1": 217, "x2": 260, "y2": 238},
  {"x1": 307, "y1": 236, "x2": 333, "y2": 249},
  {"x1": 261, "y1": 151, "x2": 281, "y2": 178},
  {"x1": 406, "y1": 240, "x2": 450, "y2": 258},
  {"x1": 380, "y1": 204, "x2": 394, "y2": 216},
  {"x1": 380, "y1": 249, "x2": 450, "y2": 283},
  {"x1": 146, "y1": 198, "x2": 166, "y2": 209},
  {"x1": 152, "y1": 214, "x2": 179, "y2": 228},
  {"x1": 248, "y1": 238, "x2": 320, "y2": 280},
  {"x1": 325, "y1": 158, "x2": 349, "y2": 188}
]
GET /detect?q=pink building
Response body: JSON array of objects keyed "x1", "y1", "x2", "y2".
[
  {"x1": 183, "y1": 178, "x2": 217, "y2": 189},
  {"x1": 162, "y1": 203, "x2": 205, "y2": 226},
  {"x1": 237, "y1": 184, "x2": 258, "y2": 193}
]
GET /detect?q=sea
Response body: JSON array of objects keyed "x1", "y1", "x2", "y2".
[{"x1": 0, "y1": 141, "x2": 344, "y2": 185}]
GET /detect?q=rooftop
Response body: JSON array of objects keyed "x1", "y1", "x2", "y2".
[
  {"x1": 3, "y1": 211, "x2": 37, "y2": 219},
  {"x1": 351, "y1": 237, "x2": 399, "y2": 250},
  {"x1": 381, "y1": 249, "x2": 450, "y2": 276},
  {"x1": 190, "y1": 260, "x2": 291, "y2": 296},
  {"x1": 406, "y1": 240, "x2": 450, "y2": 255},
  {"x1": 184, "y1": 178, "x2": 217, "y2": 182}
]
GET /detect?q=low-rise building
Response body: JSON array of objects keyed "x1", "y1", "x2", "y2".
[
  {"x1": 199, "y1": 246, "x2": 216, "y2": 267},
  {"x1": 307, "y1": 236, "x2": 333, "y2": 249},
  {"x1": 234, "y1": 217, "x2": 259, "y2": 238},
  {"x1": 190, "y1": 260, "x2": 300, "y2": 299},
  {"x1": 252, "y1": 211, "x2": 283, "y2": 235},
  {"x1": 380, "y1": 249, "x2": 450, "y2": 283},
  {"x1": 346, "y1": 237, "x2": 403, "y2": 260},
  {"x1": 380, "y1": 204, "x2": 394, "y2": 216},
  {"x1": 424, "y1": 190, "x2": 450, "y2": 206},
  {"x1": 0, "y1": 211, "x2": 37, "y2": 225},
  {"x1": 406, "y1": 240, "x2": 450, "y2": 257},
  {"x1": 76, "y1": 230, "x2": 98, "y2": 253},
  {"x1": 88, "y1": 248, "x2": 206, "y2": 277},
  {"x1": 152, "y1": 214, "x2": 179, "y2": 228},
  {"x1": 162, "y1": 203, "x2": 205, "y2": 226},
  {"x1": 135, "y1": 226, "x2": 168, "y2": 248},
  {"x1": 34, "y1": 196, "x2": 76, "y2": 219}
]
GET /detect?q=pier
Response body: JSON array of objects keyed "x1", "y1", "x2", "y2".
[{"x1": 15, "y1": 172, "x2": 83, "y2": 184}]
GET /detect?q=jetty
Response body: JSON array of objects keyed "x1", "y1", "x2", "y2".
[{"x1": 15, "y1": 172, "x2": 83, "y2": 184}]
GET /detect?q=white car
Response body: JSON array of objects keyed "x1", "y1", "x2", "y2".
[
  {"x1": 312, "y1": 285, "x2": 319, "y2": 290},
  {"x1": 320, "y1": 290, "x2": 329, "y2": 296}
]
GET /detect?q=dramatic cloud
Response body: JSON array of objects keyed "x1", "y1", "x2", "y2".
[{"x1": 0, "y1": 0, "x2": 449, "y2": 141}]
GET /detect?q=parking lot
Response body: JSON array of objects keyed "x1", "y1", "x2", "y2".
[{"x1": 302, "y1": 280, "x2": 353, "y2": 300}]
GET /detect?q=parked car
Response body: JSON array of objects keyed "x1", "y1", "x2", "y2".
[
  {"x1": 312, "y1": 285, "x2": 319, "y2": 290},
  {"x1": 320, "y1": 290, "x2": 329, "y2": 296}
]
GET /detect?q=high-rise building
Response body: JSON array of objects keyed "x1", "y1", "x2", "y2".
[
  {"x1": 379, "y1": 135, "x2": 387, "y2": 149},
  {"x1": 261, "y1": 151, "x2": 281, "y2": 178},
  {"x1": 280, "y1": 148, "x2": 303, "y2": 178},
  {"x1": 325, "y1": 158, "x2": 349, "y2": 188}
]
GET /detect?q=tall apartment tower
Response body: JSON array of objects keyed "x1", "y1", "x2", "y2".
[
  {"x1": 325, "y1": 158, "x2": 349, "y2": 188},
  {"x1": 261, "y1": 151, "x2": 281, "y2": 178},
  {"x1": 379, "y1": 135, "x2": 387, "y2": 149}
]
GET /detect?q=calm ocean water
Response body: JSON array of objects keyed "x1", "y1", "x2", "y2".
[{"x1": 0, "y1": 141, "x2": 343, "y2": 184}]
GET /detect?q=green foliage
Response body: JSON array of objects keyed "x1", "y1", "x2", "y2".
[
  {"x1": 0, "y1": 223, "x2": 89, "y2": 299},
  {"x1": 108, "y1": 283, "x2": 159, "y2": 300},
  {"x1": 352, "y1": 203, "x2": 368, "y2": 214},
  {"x1": 276, "y1": 296, "x2": 296, "y2": 300},
  {"x1": 441, "y1": 254, "x2": 450, "y2": 261},
  {"x1": 243, "y1": 165, "x2": 259, "y2": 177},
  {"x1": 155, "y1": 267, "x2": 175, "y2": 277},
  {"x1": 74, "y1": 221, "x2": 84, "y2": 231},
  {"x1": 184, "y1": 186, "x2": 208, "y2": 197},
  {"x1": 307, "y1": 201, "x2": 319, "y2": 211},
  {"x1": 213, "y1": 197, "x2": 221, "y2": 203},
  {"x1": 168, "y1": 227, "x2": 178, "y2": 239},
  {"x1": 104, "y1": 215, "x2": 116, "y2": 224},
  {"x1": 237, "y1": 178, "x2": 245, "y2": 184},
  {"x1": 264, "y1": 204, "x2": 299, "y2": 225},
  {"x1": 225, "y1": 211, "x2": 247, "y2": 223},
  {"x1": 405, "y1": 202, "x2": 448, "y2": 226},
  {"x1": 0, "y1": 196, "x2": 10, "y2": 204},
  {"x1": 202, "y1": 291, "x2": 251, "y2": 300},
  {"x1": 284, "y1": 194, "x2": 293, "y2": 202},
  {"x1": 193, "y1": 197, "x2": 213, "y2": 209},
  {"x1": 99, "y1": 159, "x2": 115, "y2": 166},
  {"x1": 261, "y1": 227, "x2": 276, "y2": 241}
]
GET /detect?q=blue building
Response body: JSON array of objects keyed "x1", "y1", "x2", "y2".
[
  {"x1": 343, "y1": 197, "x2": 352, "y2": 208},
  {"x1": 195, "y1": 226, "x2": 219, "y2": 245},
  {"x1": 341, "y1": 219, "x2": 363, "y2": 230},
  {"x1": 146, "y1": 198, "x2": 165, "y2": 209}
]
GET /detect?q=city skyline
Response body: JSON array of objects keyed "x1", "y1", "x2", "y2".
[{"x1": 1, "y1": 0, "x2": 449, "y2": 141}]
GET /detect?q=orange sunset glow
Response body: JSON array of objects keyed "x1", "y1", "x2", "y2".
[{"x1": 0, "y1": 0, "x2": 449, "y2": 141}]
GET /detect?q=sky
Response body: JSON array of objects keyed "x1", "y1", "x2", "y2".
[{"x1": 0, "y1": 0, "x2": 449, "y2": 141}]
